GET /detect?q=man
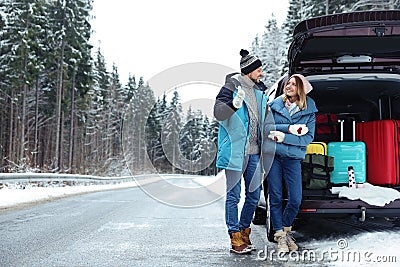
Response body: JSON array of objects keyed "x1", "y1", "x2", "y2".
[{"x1": 214, "y1": 49, "x2": 268, "y2": 254}]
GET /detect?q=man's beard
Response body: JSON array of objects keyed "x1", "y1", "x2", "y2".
[{"x1": 250, "y1": 76, "x2": 259, "y2": 83}]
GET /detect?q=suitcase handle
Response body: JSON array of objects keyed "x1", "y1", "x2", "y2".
[
  {"x1": 338, "y1": 119, "x2": 356, "y2": 142},
  {"x1": 339, "y1": 120, "x2": 344, "y2": 141}
]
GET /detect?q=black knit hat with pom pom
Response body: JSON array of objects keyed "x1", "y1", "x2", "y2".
[{"x1": 240, "y1": 49, "x2": 262, "y2": 75}]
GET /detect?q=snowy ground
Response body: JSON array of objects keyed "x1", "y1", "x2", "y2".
[{"x1": 1, "y1": 173, "x2": 399, "y2": 266}]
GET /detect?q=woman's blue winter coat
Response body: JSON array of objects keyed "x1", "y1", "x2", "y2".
[{"x1": 263, "y1": 95, "x2": 318, "y2": 160}]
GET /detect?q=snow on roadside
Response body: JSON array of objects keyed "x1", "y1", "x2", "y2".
[
  {"x1": 193, "y1": 171, "x2": 224, "y2": 186},
  {"x1": 0, "y1": 174, "x2": 224, "y2": 209},
  {"x1": 0, "y1": 181, "x2": 139, "y2": 208}
]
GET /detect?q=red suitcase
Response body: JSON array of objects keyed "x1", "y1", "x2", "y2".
[{"x1": 356, "y1": 120, "x2": 400, "y2": 186}]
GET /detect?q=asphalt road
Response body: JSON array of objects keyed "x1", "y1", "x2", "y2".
[
  {"x1": 0, "y1": 178, "x2": 267, "y2": 267},
  {"x1": 0, "y1": 177, "x2": 399, "y2": 267}
]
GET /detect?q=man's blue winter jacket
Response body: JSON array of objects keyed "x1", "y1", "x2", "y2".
[{"x1": 214, "y1": 74, "x2": 268, "y2": 171}]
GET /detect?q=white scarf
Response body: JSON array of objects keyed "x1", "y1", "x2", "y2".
[{"x1": 285, "y1": 98, "x2": 300, "y2": 116}]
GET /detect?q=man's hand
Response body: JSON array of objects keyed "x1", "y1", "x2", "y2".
[
  {"x1": 232, "y1": 86, "x2": 245, "y2": 109},
  {"x1": 268, "y1": 131, "x2": 285, "y2": 143},
  {"x1": 288, "y1": 124, "x2": 308, "y2": 136}
]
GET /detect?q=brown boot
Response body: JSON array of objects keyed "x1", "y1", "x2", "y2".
[
  {"x1": 240, "y1": 228, "x2": 256, "y2": 251},
  {"x1": 230, "y1": 232, "x2": 252, "y2": 254},
  {"x1": 284, "y1": 226, "x2": 298, "y2": 251}
]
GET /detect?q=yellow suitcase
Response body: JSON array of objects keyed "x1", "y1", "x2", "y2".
[{"x1": 306, "y1": 142, "x2": 327, "y2": 155}]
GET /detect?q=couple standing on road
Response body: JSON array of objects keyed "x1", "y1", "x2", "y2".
[{"x1": 213, "y1": 49, "x2": 317, "y2": 254}]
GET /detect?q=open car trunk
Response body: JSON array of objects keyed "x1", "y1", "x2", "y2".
[
  {"x1": 289, "y1": 11, "x2": 400, "y2": 220},
  {"x1": 296, "y1": 74, "x2": 400, "y2": 227},
  {"x1": 257, "y1": 12, "x2": 400, "y2": 240}
]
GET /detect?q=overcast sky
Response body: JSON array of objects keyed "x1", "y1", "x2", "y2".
[
  {"x1": 90, "y1": 0, "x2": 289, "y2": 83},
  {"x1": 89, "y1": 1, "x2": 289, "y2": 117}
]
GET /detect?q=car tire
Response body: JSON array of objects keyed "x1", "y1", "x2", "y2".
[{"x1": 252, "y1": 206, "x2": 266, "y2": 225}]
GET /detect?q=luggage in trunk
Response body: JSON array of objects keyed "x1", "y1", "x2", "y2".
[
  {"x1": 356, "y1": 120, "x2": 400, "y2": 186},
  {"x1": 306, "y1": 142, "x2": 327, "y2": 155},
  {"x1": 302, "y1": 154, "x2": 334, "y2": 190},
  {"x1": 314, "y1": 113, "x2": 338, "y2": 142},
  {"x1": 328, "y1": 120, "x2": 367, "y2": 185}
]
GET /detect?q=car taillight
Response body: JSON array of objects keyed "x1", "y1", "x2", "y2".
[{"x1": 301, "y1": 208, "x2": 317, "y2": 212}]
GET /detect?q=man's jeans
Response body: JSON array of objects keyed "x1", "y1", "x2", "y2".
[
  {"x1": 225, "y1": 154, "x2": 262, "y2": 234},
  {"x1": 267, "y1": 155, "x2": 302, "y2": 231}
]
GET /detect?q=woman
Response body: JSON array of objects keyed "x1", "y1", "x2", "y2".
[{"x1": 263, "y1": 74, "x2": 317, "y2": 253}]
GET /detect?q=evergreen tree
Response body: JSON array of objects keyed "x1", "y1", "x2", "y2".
[
  {"x1": 349, "y1": 0, "x2": 400, "y2": 11},
  {"x1": 259, "y1": 16, "x2": 287, "y2": 88},
  {"x1": 181, "y1": 107, "x2": 195, "y2": 155},
  {"x1": 152, "y1": 93, "x2": 169, "y2": 171},
  {"x1": 207, "y1": 118, "x2": 220, "y2": 175},
  {"x1": 0, "y1": 0, "x2": 50, "y2": 171},
  {"x1": 124, "y1": 74, "x2": 137, "y2": 104},
  {"x1": 283, "y1": 0, "x2": 308, "y2": 46},
  {"x1": 179, "y1": 106, "x2": 202, "y2": 173},
  {"x1": 44, "y1": 0, "x2": 93, "y2": 171},
  {"x1": 145, "y1": 98, "x2": 160, "y2": 165},
  {"x1": 108, "y1": 65, "x2": 123, "y2": 160},
  {"x1": 193, "y1": 114, "x2": 216, "y2": 175},
  {"x1": 250, "y1": 34, "x2": 261, "y2": 58},
  {"x1": 83, "y1": 46, "x2": 110, "y2": 174},
  {"x1": 124, "y1": 79, "x2": 156, "y2": 173},
  {"x1": 161, "y1": 90, "x2": 182, "y2": 173}
]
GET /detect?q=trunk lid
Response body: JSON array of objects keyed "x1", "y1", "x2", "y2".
[{"x1": 288, "y1": 10, "x2": 400, "y2": 75}]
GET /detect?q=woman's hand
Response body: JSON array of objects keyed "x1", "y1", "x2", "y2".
[{"x1": 288, "y1": 124, "x2": 308, "y2": 136}]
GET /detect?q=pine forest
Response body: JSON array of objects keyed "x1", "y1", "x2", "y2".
[{"x1": 0, "y1": 0, "x2": 399, "y2": 176}]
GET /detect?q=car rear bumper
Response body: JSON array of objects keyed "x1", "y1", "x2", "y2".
[{"x1": 299, "y1": 198, "x2": 400, "y2": 218}]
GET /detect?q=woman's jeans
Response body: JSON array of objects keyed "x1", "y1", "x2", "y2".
[
  {"x1": 266, "y1": 155, "x2": 302, "y2": 232},
  {"x1": 225, "y1": 154, "x2": 262, "y2": 235}
]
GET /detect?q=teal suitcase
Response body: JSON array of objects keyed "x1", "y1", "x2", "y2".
[{"x1": 327, "y1": 120, "x2": 367, "y2": 185}]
